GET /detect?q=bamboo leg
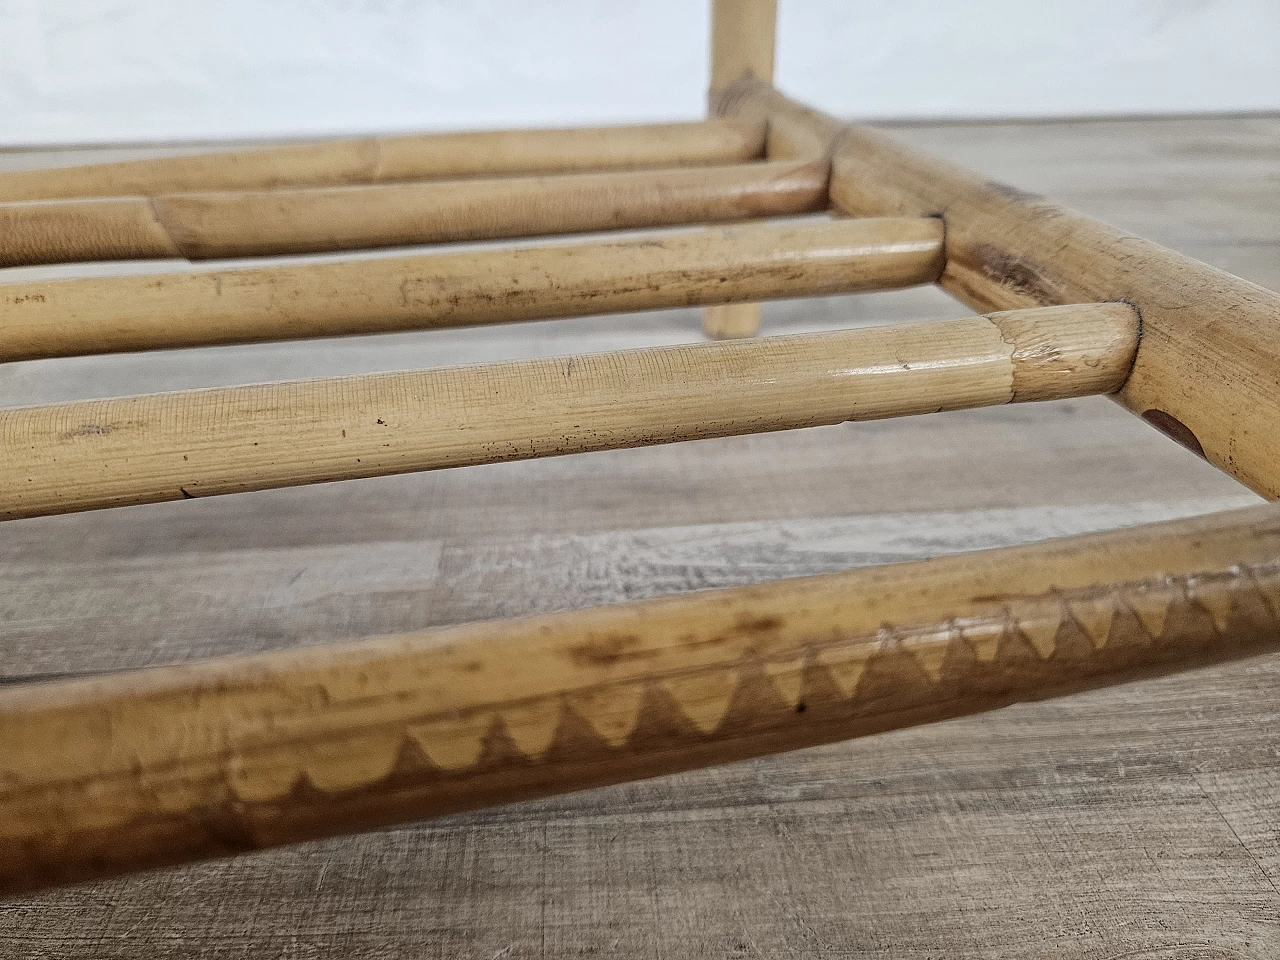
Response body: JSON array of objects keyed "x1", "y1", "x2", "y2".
[
  {"x1": 710, "y1": 0, "x2": 777, "y2": 92},
  {"x1": 1, "y1": 497, "x2": 1276, "y2": 895},
  {"x1": 702, "y1": 302, "x2": 762, "y2": 340},
  {"x1": 0, "y1": 118, "x2": 766, "y2": 203},
  {"x1": 715, "y1": 78, "x2": 1280, "y2": 500},
  {"x1": 0, "y1": 304, "x2": 1136, "y2": 520},
  {"x1": 703, "y1": 0, "x2": 778, "y2": 339},
  {"x1": 0, "y1": 160, "x2": 829, "y2": 267},
  {"x1": 0, "y1": 217, "x2": 943, "y2": 362}
]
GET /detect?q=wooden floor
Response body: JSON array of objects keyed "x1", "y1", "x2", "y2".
[{"x1": 2, "y1": 114, "x2": 1278, "y2": 958}]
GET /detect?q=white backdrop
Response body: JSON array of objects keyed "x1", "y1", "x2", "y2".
[{"x1": 2, "y1": 0, "x2": 1278, "y2": 146}]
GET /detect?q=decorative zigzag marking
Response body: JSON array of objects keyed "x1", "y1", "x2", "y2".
[
  {"x1": 219, "y1": 563, "x2": 1280, "y2": 806},
  {"x1": 763, "y1": 657, "x2": 807, "y2": 708}
]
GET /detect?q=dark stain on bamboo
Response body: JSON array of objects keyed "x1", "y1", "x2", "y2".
[{"x1": 1141, "y1": 409, "x2": 1207, "y2": 458}]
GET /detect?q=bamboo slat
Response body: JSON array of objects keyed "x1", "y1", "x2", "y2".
[
  {"x1": 0, "y1": 304, "x2": 1138, "y2": 520},
  {"x1": 0, "y1": 160, "x2": 828, "y2": 266},
  {"x1": 715, "y1": 77, "x2": 1280, "y2": 500},
  {"x1": 0, "y1": 118, "x2": 766, "y2": 203},
  {"x1": 1, "y1": 496, "x2": 1275, "y2": 895},
  {"x1": 0, "y1": 217, "x2": 942, "y2": 362}
]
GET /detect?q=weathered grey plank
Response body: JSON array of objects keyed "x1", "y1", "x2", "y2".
[{"x1": 0, "y1": 497, "x2": 1251, "y2": 675}]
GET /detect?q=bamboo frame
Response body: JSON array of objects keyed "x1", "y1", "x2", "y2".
[
  {"x1": 1, "y1": 1, "x2": 1279, "y2": 902},
  {"x1": 713, "y1": 77, "x2": 1280, "y2": 500}
]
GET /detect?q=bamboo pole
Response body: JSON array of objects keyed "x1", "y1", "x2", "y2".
[
  {"x1": 0, "y1": 118, "x2": 766, "y2": 203},
  {"x1": 1, "y1": 496, "x2": 1276, "y2": 895},
  {"x1": 714, "y1": 77, "x2": 1280, "y2": 500},
  {"x1": 0, "y1": 160, "x2": 829, "y2": 266},
  {"x1": 0, "y1": 217, "x2": 942, "y2": 362},
  {"x1": 0, "y1": 304, "x2": 1137, "y2": 521},
  {"x1": 704, "y1": 0, "x2": 779, "y2": 339}
]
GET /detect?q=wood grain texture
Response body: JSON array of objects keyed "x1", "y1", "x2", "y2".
[
  {"x1": 0, "y1": 217, "x2": 942, "y2": 362},
  {"x1": 2, "y1": 500, "x2": 1277, "y2": 895},
  {"x1": 0, "y1": 118, "x2": 766, "y2": 202},
  {"x1": 0, "y1": 160, "x2": 829, "y2": 266},
  {"x1": 715, "y1": 79, "x2": 1280, "y2": 498},
  {"x1": 1, "y1": 114, "x2": 1275, "y2": 957},
  {"x1": 0, "y1": 304, "x2": 1136, "y2": 520}
]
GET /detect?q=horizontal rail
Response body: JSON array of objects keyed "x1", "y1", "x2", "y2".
[
  {"x1": 0, "y1": 217, "x2": 942, "y2": 362},
  {"x1": 0, "y1": 118, "x2": 766, "y2": 203},
  {"x1": 0, "y1": 304, "x2": 1137, "y2": 520},
  {"x1": 0, "y1": 160, "x2": 829, "y2": 266},
  {"x1": 715, "y1": 77, "x2": 1280, "y2": 500},
  {"x1": 1, "y1": 497, "x2": 1275, "y2": 894}
]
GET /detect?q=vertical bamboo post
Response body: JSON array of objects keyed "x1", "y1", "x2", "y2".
[
  {"x1": 704, "y1": 0, "x2": 778, "y2": 339},
  {"x1": 709, "y1": 0, "x2": 777, "y2": 93}
]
